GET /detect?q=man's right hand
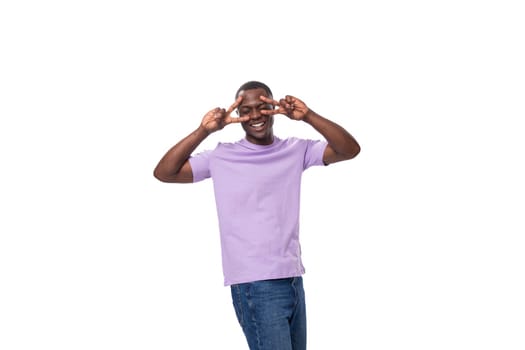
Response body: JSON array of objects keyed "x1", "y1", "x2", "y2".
[{"x1": 200, "y1": 96, "x2": 248, "y2": 133}]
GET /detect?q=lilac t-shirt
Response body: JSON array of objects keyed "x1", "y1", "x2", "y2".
[{"x1": 189, "y1": 136, "x2": 328, "y2": 286}]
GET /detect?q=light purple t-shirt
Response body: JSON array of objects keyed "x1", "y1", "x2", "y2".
[{"x1": 189, "y1": 136, "x2": 328, "y2": 286}]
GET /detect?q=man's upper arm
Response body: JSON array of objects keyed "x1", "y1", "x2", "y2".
[
  {"x1": 323, "y1": 136, "x2": 361, "y2": 165},
  {"x1": 156, "y1": 160, "x2": 193, "y2": 183},
  {"x1": 322, "y1": 144, "x2": 351, "y2": 165},
  {"x1": 173, "y1": 160, "x2": 194, "y2": 183}
]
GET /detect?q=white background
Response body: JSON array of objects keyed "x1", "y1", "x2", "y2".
[{"x1": 1, "y1": 1, "x2": 524, "y2": 349}]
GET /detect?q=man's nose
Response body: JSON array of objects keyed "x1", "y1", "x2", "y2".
[{"x1": 250, "y1": 109, "x2": 262, "y2": 119}]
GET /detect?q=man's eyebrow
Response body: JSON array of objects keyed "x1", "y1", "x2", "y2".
[{"x1": 239, "y1": 102, "x2": 267, "y2": 109}]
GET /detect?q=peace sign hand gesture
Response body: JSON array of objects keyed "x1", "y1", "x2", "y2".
[
  {"x1": 260, "y1": 95, "x2": 310, "y2": 121},
  {"x1": 201, "y1": 96, "x2": 249, "y2": 134}
]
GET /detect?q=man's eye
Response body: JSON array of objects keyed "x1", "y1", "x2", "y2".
[{"x1": 240, "y1": 109, "x2": 250, "y2": 115}]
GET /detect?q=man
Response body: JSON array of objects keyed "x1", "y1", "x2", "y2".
[{"x1": 153, "y1": 81, "x2": 360, "y2": 349}]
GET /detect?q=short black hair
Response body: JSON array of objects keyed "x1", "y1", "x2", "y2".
[{"x1": 235, "y1": 81, "x2": 273, "y2": 99}]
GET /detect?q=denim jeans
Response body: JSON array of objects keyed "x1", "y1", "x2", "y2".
[{"x1": 230, "y1": 276, "x2": 307, "y2": 350}]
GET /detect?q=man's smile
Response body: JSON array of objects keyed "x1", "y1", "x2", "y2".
[{"x1": 249, "y1": 120, "x2": 266, "y2": 130}]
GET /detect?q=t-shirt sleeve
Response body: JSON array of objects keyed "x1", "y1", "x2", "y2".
[
  {"x1": 188, "y1": 150, "x2": 212, "y2": 182},
  {"x1": 303, "y1": 139, "x2": 328, "y2": 170}
]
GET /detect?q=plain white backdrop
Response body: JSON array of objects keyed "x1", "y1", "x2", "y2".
[{"x1": 1, "y1": 1, "x2": 524, "y2": 349}]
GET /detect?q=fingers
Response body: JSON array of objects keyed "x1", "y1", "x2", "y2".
[
  {"x1": 216, "y1": 107, "x2": 246, "y2": 126},
  {"x1": 227, "y1": 115, "x2": 250, "y2": 123},
  {"x1": 260, "y1": 109, "x2": 281, "y2": 116},
  {"x1": 259, "y1": 95, "x2": 282, "y2": 116},
  {"x1": 225, "y1": 96, "x2": 249, "y2": 124},
  {"x1": 259, "y1": 95, "x2": 279, "y2": 107},
  {"x1": 201, "y1": 107, "x2": 225, "y2": 132},
  {"x1": 280, "y1": 95, "x2": 297, "y2": 109},
  {"x1": 225, "y1": 110, "x2": 249, "y2": 123},
  {"x1": 258, "y1": 96, "x2": 295, "y2": 116},
  {"x1": 276, "y1": 97, "x2": 294, "y2": 116},
  {"x1": 203, "y1": 107, "x2": 221, "y2": 121},
  {"x1": 226, "y1": 96, "x2": 243, "y2": 115},
  {"x1": 208, "y1": 108, "x2": 226, "y2": 123},
  {"x1": 208, "y1": 107, "x2": 221, "y2": 114}
]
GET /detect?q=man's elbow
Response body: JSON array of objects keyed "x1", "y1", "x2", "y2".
[
  {"x1": 153, "y1": 167, "x2": 192, "y2": 183},
  {"x1": 153, "y1": 167, "x2": 173, "y2": 183},
  {"x1": 342, "y1": 142, "x2": 361, "y2": 160},
  {"x1": 153, "y1": 168, "x2": 167, "y2": 182}
]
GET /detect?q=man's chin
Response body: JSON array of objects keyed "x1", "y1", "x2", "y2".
[{"x1": 246, "y1": 133, "x2": 274, "y2": 145}]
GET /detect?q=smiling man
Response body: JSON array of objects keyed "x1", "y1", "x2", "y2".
[
  {"x1": 153, "y1": 81, "x2": 360, "y2": 350},
  {"x1": 238, "y1": 85, "x2": 275, "y2": 145}
]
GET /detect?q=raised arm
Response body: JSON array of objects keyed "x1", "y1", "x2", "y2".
[
  {"x1": 153, "y1": 97, "x2": 247, "y2": 183},
  {"x1": 153, "y1": 125, "x2": 209, "y2": 183},
  {"x1": 302, "y1": 109, "x2": 360, "y2": 164},
  {"x1": 261, "y1": 95, "x2": 360, "y2": 164}
]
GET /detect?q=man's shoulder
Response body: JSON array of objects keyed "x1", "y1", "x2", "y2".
[
  {"x1": 280, "y1": 136, "x2": 320, "y2": 148},
  {"x1": 215, "y1": 139, "x2": 243, "y2": 150},
  {"x1": 282, "y1": 136, "x2": 303, "y2": 144}
]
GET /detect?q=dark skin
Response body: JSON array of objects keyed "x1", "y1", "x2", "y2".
[
  {"x1": 237, "y1": 88, "x2": 275, "y2": 145},
  {"x1": 153, "y1": 88, "x2": 360, "y2": 183}
]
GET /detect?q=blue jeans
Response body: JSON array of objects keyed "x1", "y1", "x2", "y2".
[{"x1": 230, "y1": 277, "x2": 307, "y2": 350}]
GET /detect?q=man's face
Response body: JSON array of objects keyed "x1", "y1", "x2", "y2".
[{"x1": 238, "y1": 88, "x2": 274, "y2": 145}]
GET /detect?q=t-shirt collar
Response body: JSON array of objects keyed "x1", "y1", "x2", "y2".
[{"x1": 239, "y1": 136, "x2": 280, "y2": 150}]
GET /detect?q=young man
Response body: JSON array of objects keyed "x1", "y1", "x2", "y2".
[{"x1": 153, "y1": 81, "x2": 360, "y2": 350}]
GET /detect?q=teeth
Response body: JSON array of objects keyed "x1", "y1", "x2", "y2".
[{"x1": 251, "y1": 122, "x2": 264, "y2": 127}]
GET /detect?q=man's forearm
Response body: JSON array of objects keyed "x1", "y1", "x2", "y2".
[
  {"x1": 153, "y1": 126, "x2": 209, "y2": 179},
  {"x1": 303, "y1": 110, "x2": 360, "y2": 159}
]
